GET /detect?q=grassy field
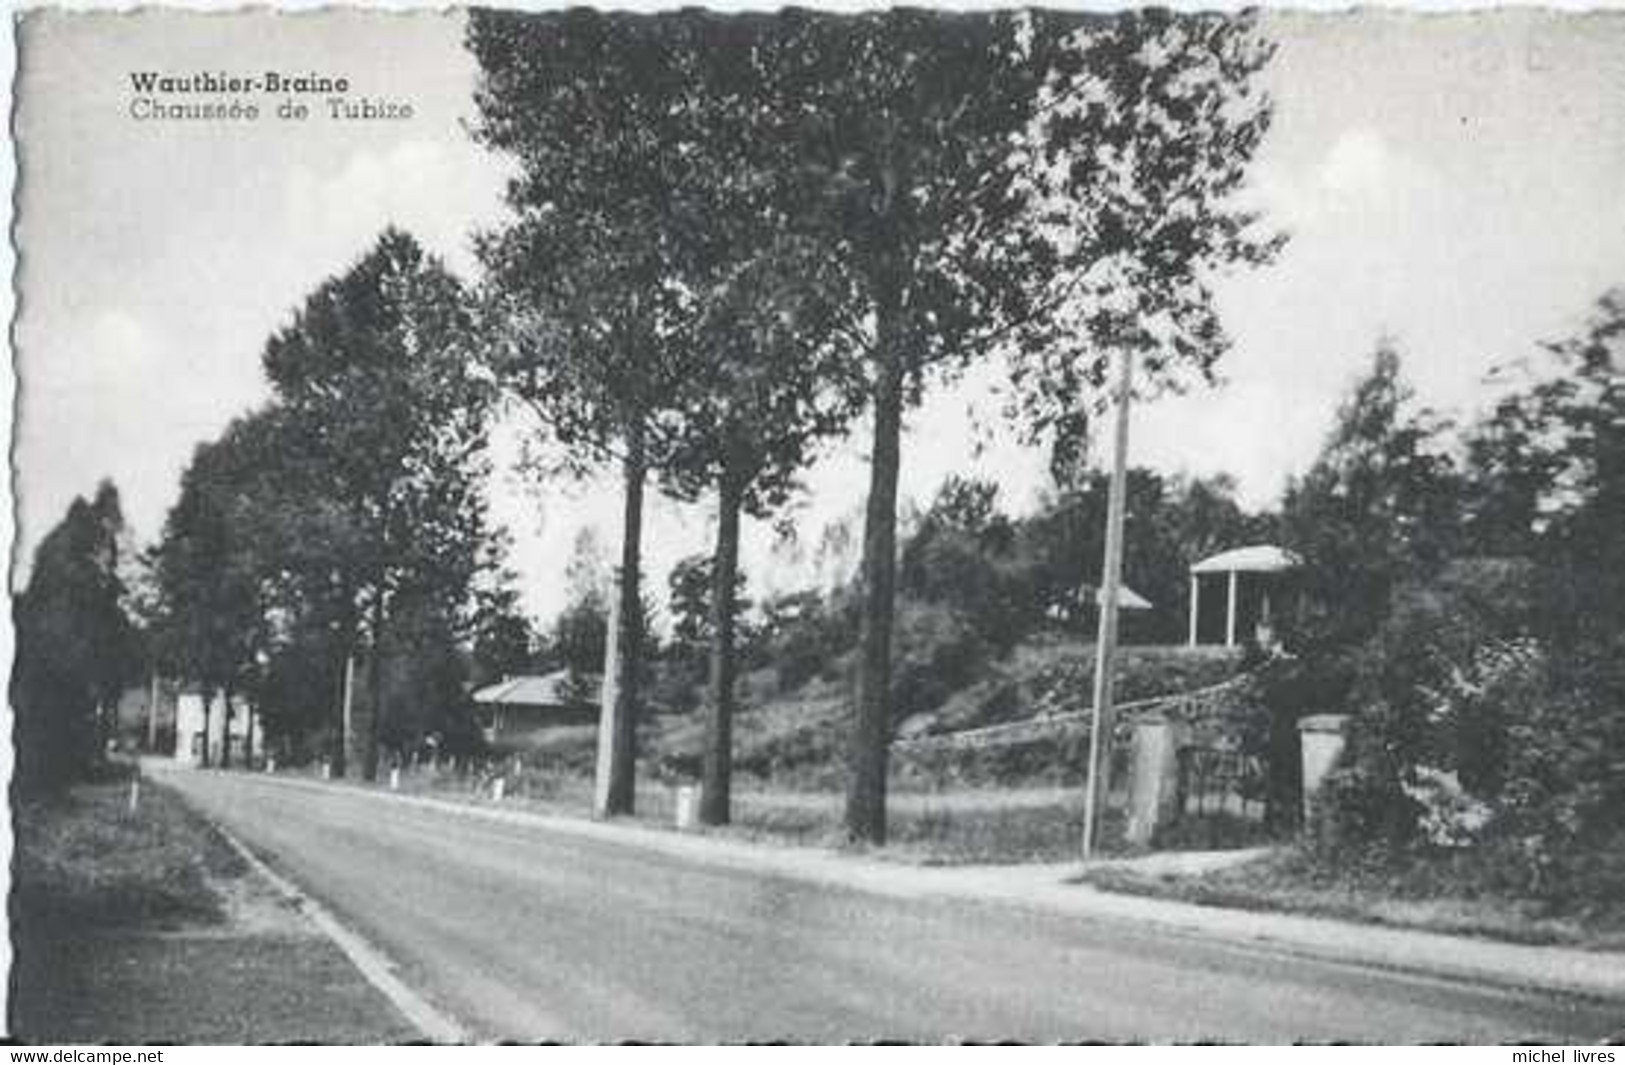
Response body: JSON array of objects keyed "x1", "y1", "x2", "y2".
[
  {"x1": 356, "y1": 636, "x2": 1238, "y2": 864},
  {"x1": 10, "y1": 768, "x2": 419, "y2": 1043},
  {"x1": 648, "y1": 638, "x2": 1243, "y2": 789},
  {"x1": 367, "y1": 758, "x2": 1129, "y2": 864}
]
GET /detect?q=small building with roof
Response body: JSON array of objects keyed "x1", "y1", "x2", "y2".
[
  {"x1": 173, "y1": 687, "x2": 260, "y2": 768},
  {"x1": 1188, "y1": 544, "x2": 1301, "y2": 648},
  {"x1": 473, "y1": 669, "x2": 601, "y2": 745}
]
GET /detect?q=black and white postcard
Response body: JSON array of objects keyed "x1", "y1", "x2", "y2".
[{"x1": 8, "y1": 5, "x2": 1625, "y2": 1045}]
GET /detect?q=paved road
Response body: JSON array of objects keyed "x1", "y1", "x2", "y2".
[{"x1": 162, "y1": 770, "x2": 1622, "y2": 1043}]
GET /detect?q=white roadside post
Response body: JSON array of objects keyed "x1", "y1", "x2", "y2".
[
  {"x1": 675, "y1": 784, "x2": 698, "y2": 830},
  {"x1": 1082, "y1": 347, "x2": 1133, "y2": 862}
]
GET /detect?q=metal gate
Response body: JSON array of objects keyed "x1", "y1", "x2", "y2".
[{"x1": 1174, "y1": 746, "x2": 1267, "y2": 821}]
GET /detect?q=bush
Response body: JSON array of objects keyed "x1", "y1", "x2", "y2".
[
  {"x1": 1314, "y1": 562, "x2": 1541, "y2": 851},
  {"x1": 888, "y1": 601, "x2": 988, "y2": 724},
  {"x1": 1308, "y1": 560, "x2": 1625, "y2": 914},
  {"x1": 1484, "y1": 638, "x2": 1625, "y2": 903},
  {"x1": 1308, "y1": 754, "x2": 1422, "y2": 863},
  {"x1": 764, "y1": 590, "x2": 856, "y2": 694}
]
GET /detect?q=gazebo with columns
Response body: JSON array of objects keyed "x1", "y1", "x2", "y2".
[{"x1": 1187, "y1": 544, "x2": 1301, "y2": 648}]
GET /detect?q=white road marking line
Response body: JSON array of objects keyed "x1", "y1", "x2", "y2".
[{"x1": 212, "y1": 818, "x2": 471, "y2": 1044}]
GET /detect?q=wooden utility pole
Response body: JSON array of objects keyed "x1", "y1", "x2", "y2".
[
  {"x1": 339, "y1": 652, "x2": 356, "y2": 778},
  {"x1": 1082, "y1": 348, "x2": 1133, "y2": 861}
]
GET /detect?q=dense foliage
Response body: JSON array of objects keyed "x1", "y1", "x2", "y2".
[
  {"x1": 716, "y1": 470, "x2": 1265, "y2": 727},
  {"x1": 1287, "y1": 291, "x2": 1625, "y2": 913},
  {"x1": 12, "y1": 482, "x2": 135, "y2": 793}
]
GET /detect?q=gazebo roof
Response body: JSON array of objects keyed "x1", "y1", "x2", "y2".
[{"x1": 1190, "y1": 544, "x2": 1301, "y2": 575}]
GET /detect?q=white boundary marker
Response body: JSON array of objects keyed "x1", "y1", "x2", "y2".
[{"x1": 213, "y1": 819, "x2": 471, "y2": 1043}]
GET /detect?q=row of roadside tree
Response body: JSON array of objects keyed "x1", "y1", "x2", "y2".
[{"x1": 17, "y1": 8, "x2": 1286, "y2": 844}]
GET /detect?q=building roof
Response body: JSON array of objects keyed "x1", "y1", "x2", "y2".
[
  {"x1": 472, "y1": 670, "x2": 599, "y2": 707},
  {"x1": 1190, "y1": 544, "x2": 1302, "y2": 575}
]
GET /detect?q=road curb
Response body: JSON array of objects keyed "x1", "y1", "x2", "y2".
[
  {"x1": 209, "y1": 814, "x2": 471, "y2": 1043},
  {"x1": 207, "y1": 768, "x2": 1625, "y2": 1010}
]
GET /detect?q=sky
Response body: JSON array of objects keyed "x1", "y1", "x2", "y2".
[{"x1": 13, "y1": 7, "x2": 1625, "y2": 625}]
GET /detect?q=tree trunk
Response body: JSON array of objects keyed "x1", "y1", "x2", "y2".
[
  {"x1": 598, "y1": 418, "x2": 646, "y2": 817},
  {"x1": 700, "y1": 469, "x2": 744, "y2": 826},
  {"x1": 1265, "y1": 701, "x2": 1302, "y2": 835},
  {"x1": 243, "y1": 702, "x2": 255, "y2": 770},
  {"x1": 200, "y1": 691, "x2": 213, "y2": 768},
  {"x1": 363, "y1": 591, "x2": 387, "y2": 782},
  {"x1": 146, "y1": 672, "x2": 161, "y2": 753},
  {"x1": 95, "y1": 700, "x2": 111, "y2": 763},
  {"x1": 845, "y1": 334, "x2": 906, "y2": 846},
  {"x1": 220, "y1": 687, "x2": 234, "y2": 770}
]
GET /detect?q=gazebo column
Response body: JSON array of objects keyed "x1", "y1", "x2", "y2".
[
  {"x1": 1225, "y1": 569, "x2": 1239, "y2": 648},
  {"x1": 1187, "y1": 572, "x2": 1200, "y2": 647}
]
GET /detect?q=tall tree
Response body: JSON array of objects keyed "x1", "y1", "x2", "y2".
[
  {"x1": 1281, "y1": 342, "x2": 1462, "y2": 651},
  {"x1": 86, "y1": 482, "x2": 137, "y2": 752},
  {"x1": 468, "y1": 9, "x2": 1279, "y2": 839},
  {"x1": 663, "y1": 249, "x2": 861, "y2": 825},
  {"x1": 263, "y1": 228, "x2": 495, "y2": 780},
  {"x1": 470, "y1": 583, "x2": 538, "y2": 688},
  {"x1": 1518, "y1": 288, "x2": 1624, "y2": 582},
  {"x1": 1463, "y1": 287, "x2": 1625, "y2": 636},
  {"x1": 768, "y1": 9, "x2": 1281, "y2": 841},
  {"x1": 151, "y1": 426, "x2": 274, "y2": 768},
  {"x1": 468, "y1": 11, "x2": 762, "y2": 814},
  {"x1": 12, "y1": 481, "x2": 133, "y2": 791},
  {"x1": 756, "y1": 9, "x2": 1063, "y2": 844},
  {"x1": 231, "y1": 407, "x2": 370, "y2": 772},
  {"x1": 645, "y1": 35, "x2": 865, "y2": 823}
]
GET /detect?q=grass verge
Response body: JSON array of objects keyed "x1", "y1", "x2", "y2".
[
  {"x1": 324, "y1": 761, "x2": 1128, "y2": 865},
  {"x1": 12, "y1": 769, "x2": 244, "y2": 928},
  {"x1": 1074, "y1": 846, "x2": 1625, "y2": 951},
  {"x1": 10, "y1": 768, "x2": 422, "y2": 1043}
]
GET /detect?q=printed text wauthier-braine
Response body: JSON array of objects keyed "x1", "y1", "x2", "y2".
[{"x1": 126, "y1": 70, "x2": 414, "y2": 122}]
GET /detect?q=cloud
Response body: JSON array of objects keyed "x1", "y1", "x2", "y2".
[
  {"x1": 16, "y1": 307, "x2": 234, "y2": 558},
  {"x1": 33, "y1": 309, "x2": 160, "y2": 396},
  {"x1": 1316, "y1": 129, "x2": 1395, "y2": 199},
  {"x1": 283, "y1": 138, "x2": 510, "y2": 280},
  {"x1": 1253, "y1": 128, "x2": 1439, "y2": 230}
]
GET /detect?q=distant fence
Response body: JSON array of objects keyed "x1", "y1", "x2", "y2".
[{"x1": 885, "y1": 672, "x2": 1262, "y2": 794}]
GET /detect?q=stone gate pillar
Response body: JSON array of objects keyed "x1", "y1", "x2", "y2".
[
  {"x1": 1297, "y1": 713, "x2": 1349, "y2": 823},
  {"x1": 1125, "y1": 712, "x2": 1184, "y2": 846}
]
